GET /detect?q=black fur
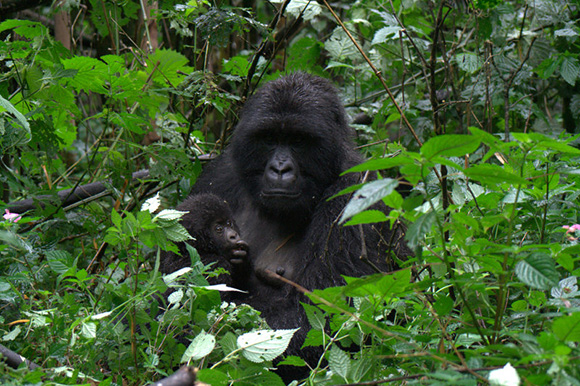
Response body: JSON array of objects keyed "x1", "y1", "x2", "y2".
[
  {"x1": 159, "y1": 193, "x2": 250, "y2": 291},
  {"x1": 178, "y1": 73, "x2": 411, "y2": 379}
]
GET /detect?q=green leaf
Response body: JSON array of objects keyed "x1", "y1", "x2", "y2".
[
  {"x1": 237, "y1": 329, "x2": 299, "y2": 363},
  {"x1": 277, "y1": 355, "x2": 307, "y2": 367},
  {"x1": 455, "y1": 53, "x2": 483, "y2": 74},
  {"x1": 0, "y1": 94, "x2": 31, "y2": 145},
  {"x1": 81, "y1": 322, "x2": 97, "y2": 339},
  {"x1": 62, "y1": 56, "x2": 108, "y2": 93},
  {"x1": 325, "y1": 28, "x2": 358, "y2": 61},
  {"x1": 343, "y1": 155, "x2": 415, "y2": 173},
  {"x1": 196, "y1": 369, "x2": 229, "y2": 386},
  {"x1": 344, "y1": 210, "x2": 388, "y2": 226},
  {"x1": 328, "y1": 345, "x2": 350, "y2": 381},
  {"x1": 303, "y1": 303, "x2": 326, "y2": 330},
  {"x1": 560, "y1": 56, "x2": 580, "y2": 86},
  {"x1": 406, "y1": 210, "x2": 436, "y2": 248},
  {"x1": 464, "y1": 164, "x2": 528, "y2": 186},
  {"x1": 420, "y1": 134, "x2": 481, "y2": 160},
  {"x1": 553, "y1": 313, "x2": 580, "y2": 342},
  {"x1": 339, "y1": 179, "x2": 398, "y2": 224},
  {"x1": 154, "y1": 209, "x2": 188, "y2": 222},
  {"x1": 164, "y1": 224, "x2": 194, "y2": 243},
  {"x1": 515, "y1": 253, "x2": 559, "y2": 290},
  {"x1": 343, "y1": 270, "x2": 411, "y2": 298},
  {"x1": 181, "y1": 330, "x2": 216, "y2": 362}
]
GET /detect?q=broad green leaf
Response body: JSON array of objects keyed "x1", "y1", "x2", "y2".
[
  {"x1": 277, "y1": 355, "x2": 307, "y2": 367},
  {"x1": 455, "y1": 53, "x2": 483, "y2": 74},
  {"x1": 515, "y1": 253, "x2": 559, "y2": 290},
  {"x1": 249, "y1": 371, "x2": 285, "y2": 386},
  {"x1": 372, "y1": 26, "x2": 402, "y2": 44},
  {"x1": 168, "y1": 289, "x2": 184, "y2": 305},
  {"x1": 196, "y1": 369, "x2": 229, "y2": 386},
  {"x1": 303, "y1": 303, "x2": 326, "y2": 330},
  {"x1": 421, "y1": 134, "x2": 481, "y2": 160},
  {"x1": 343, "y1": 156, "x2": 415, "y2": 173},
  {"x1": 62, "y1": 56, "x2": 108, "y2": 93},
  {"x1": 285, "y1": 0, "x2": 323, "y2": 21},
  {"x1": 237, "y1": 329, "x2": 298, "y2": 363},
  {"x1": 328, "y1": 345, "x2": 350, "y2": 381},
  {"x1": 464, "y1": 164, "x2": 528, "y2": 186},
  {"x1": 164, "y1": 224, "x2": 194, "y2": 242},
  {"x1": 343, "y1": 270, "x2": 411, "y2": 298},
  {"x1": 561, "y1": 56, "x2": 580, "y2": 86},
  {"x1": 181, "y1": 330, "x2": 216, "y2": 362},
  {"x1": 553, "y1": 313, "x2": 580, "y2": 342},
  {"x1": 325, "y1": 28, "x2": 358, "y2": 61},
  {"x1": 0, "y1": 94, "x2": 31, "y2": 146},
  {"x1": 146, "y1": 49, "x2": 194, "y2": 87},
  {"x1": 81, "y1": 322, "x2": 97, "y2": 339},
  {"x1": 406, "y1": 210, "x2": 436, "y2": 248},
  {"x1": 339, "y1": 179, "x2": 398, "y2": 224},
  {"x1": 344, "y1": 210, "x2": 388, "y2": 226},
  {"x1": 154, "y1": 209, "x2": 188, "y2": 222}
]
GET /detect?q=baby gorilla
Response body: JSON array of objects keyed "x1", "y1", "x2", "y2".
[{"x1": 160, "y1": 193, "x2": 250, "y2": 291}]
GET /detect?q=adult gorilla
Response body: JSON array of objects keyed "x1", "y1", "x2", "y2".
[{"x1": 188, "y1": 72, "x2": 410, "y2": 371}]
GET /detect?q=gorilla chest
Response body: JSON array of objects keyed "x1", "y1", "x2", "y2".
[{"x1": 236, "y1": 208, "x2": 306, "y2": 285}]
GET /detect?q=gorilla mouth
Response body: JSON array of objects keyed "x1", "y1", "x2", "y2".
[
  {"x1": 261, "y1": 189, "x2": 301, "y2": 198},
  {"x1": 230, "y1": 242, "x2": 248, "y2": 264}
]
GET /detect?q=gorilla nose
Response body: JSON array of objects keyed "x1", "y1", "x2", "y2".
[
  {"x1": 267, "y1": 160, "x2": 296, "y2": 182},
  {"x1": 226, "y1": 228, "x2": 240, "y2": 241}
]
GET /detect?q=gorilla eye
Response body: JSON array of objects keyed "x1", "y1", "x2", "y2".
[
  {"x1": 214, "y1": 224, "x2": 224, "y2": 233},
  {"x1": 225, "y1": 220, "x2": 233, "y2": 227}
]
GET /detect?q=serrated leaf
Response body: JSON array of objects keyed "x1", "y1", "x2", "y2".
[
  {"x1": 553, "y1": 313, "x2": 580, "y2": 342},
  {"x1": 339, "y1": 179, "x2": 398, "y2": 224},
  {"x1": 561, "y1": 56, "x2": 580, "y2": 86},
  {"x1": 237, "y1": 328, "x2": 299, "y2": 363},
  {"x1": 154, "y1": 209, "x2": 189, "y2": 222},
  {"x1": 168, "y1": 289, "x2": 184, "y2": 305},
  {"x1": 344, "y1": 210, "x2": 388, "y2": 226},
  {"x1": 328, "y1": 345, "x2": 350, "y2": 380},
  {"x1": 277, "y1": 355, "x2": 307, "y2": 367},
  {"x1": 325, "y1": 28, "x2": 358, "y2": 60},
  {"x1": 455, "y1": 53, "x2": 483, "y2": 74},
  {"x1": 181, "y1": 330, "x2": 216, "y2": 362},
  {"x1": 406, "y1": 210, "x2": 436, "y2": 248},
  {"x1": 515, "y1": 253, "x2": 559, "y2": 290},
  {"x1": 141, "y1": 193, "x2": 161, "y2": 213},
  {"x1": 344, "y1": 156, "x2": 415, "y2": 174},
  {"x1": 464, "y1": 164, "x2": 528, "y2": 186},
  {"x1": 81, "y1": 322, "x2": 97, "y2": 339},
  {"x1": 421, "y1": 134, "x2": 481, "y2": 160},
  {"x1": 0, "y1": 94, "x2": 31, "y2": 145},
  {"x1": 372, "y1": 26, "x2": 402, "y2": 44},
  {"x1": 163, "y1": 267, "x2": 192, "y2": 285},
  {"x1": 303, "y1": 303, "x2": 326, "y2": 330},
  {"x1": 197, "y1": 369, "x2": 229, "y2": 386},
  {"x1": 164, "y1": 224, "x2": 194, "y2": 242}
]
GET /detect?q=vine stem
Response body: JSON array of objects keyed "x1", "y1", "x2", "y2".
[{"x1": 321, "y1": 0, "x2": 422, "y2": 147}]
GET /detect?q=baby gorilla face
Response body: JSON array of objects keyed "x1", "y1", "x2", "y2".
[{"x1": 210, "y1": 218, "x2": 248, "y2": 265}]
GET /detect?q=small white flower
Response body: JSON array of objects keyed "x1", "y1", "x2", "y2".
[{"x1": 489, "y1": 363, "x2": 521, "y2": 386}]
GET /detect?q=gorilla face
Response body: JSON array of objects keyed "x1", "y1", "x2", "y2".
[
  {"x1": 231, "y1": 74, "x2": 351, "y2": 219},
  {"x1": 209, "y1": 217, "x2": 248, "y2": 265}
]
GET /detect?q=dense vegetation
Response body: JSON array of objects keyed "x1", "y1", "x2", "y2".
[{"x1": 1, "y1": 0, "x2": 580, "y2": 385}]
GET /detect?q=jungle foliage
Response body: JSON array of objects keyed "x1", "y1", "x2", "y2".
[{"x1": 1, "y1": 0, "x2": 580, "y2": 385}]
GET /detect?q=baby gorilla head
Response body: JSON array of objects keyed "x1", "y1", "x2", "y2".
[
  {"x1": 177, "y1": 193, "x2": 248, "y2": 265},
  {"x1": 159, "y1": 194, "x2": 249, "y2": 281}
]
